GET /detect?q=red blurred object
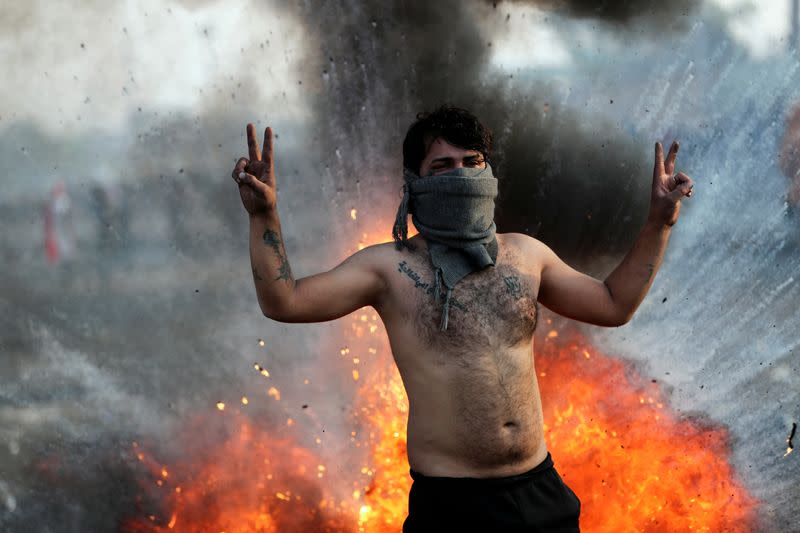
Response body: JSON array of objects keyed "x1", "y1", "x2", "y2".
[{"x1": 43, "y1": 181, "x2": 75, "y2": 264}]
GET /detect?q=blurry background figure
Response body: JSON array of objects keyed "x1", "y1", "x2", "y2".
[
  {"x1": 778, "y1": 0, "x2": 800, "y2": 211},
  {"x1": 43, "y1": 180, "x2": 76, "y2": 265},
  {"x1": 90, "y1": 182, "x2": 129, "y2": 255},
  {"x1": 784, "y1": 0, "x2": 800, "y2": 213},
  {"x1": 779, "y1": 103, "x2": 800, "y2": 211}
]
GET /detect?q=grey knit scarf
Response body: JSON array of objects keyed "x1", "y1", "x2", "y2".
[{"x1": 393, "y1": 163, "x2": 498, "y2": 331}]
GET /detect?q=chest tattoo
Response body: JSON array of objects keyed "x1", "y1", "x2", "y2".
[
  {"x1": 503, "y1": 275, "x2": 523, "y2": 299},
  {"x1": 397, "y1": 261, "x2": 467, "y2": 311}
]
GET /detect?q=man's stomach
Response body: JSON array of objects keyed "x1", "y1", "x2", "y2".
[{"x1": 399, "y1": 345, "x2": 548, "y2": 478}]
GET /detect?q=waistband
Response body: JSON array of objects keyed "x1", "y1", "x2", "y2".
[{"x1": 409, "y1": 452, "x2": 553, "y2": 488}]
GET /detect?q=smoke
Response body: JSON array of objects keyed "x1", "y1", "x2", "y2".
[
  {"x1": 0, "y1": 0, "x2": 305, "y2": 130},
  {"x1": 0, "y1": 0, "x2": 309, "y2": 203},
  {"x1": 490, "y1": 0, "x2": 696, "y2": 26},
  {"x1": 0, "y1": 325, "x2": 166, "y2": 532},
  {"x1": 1, "y1": 0, "x2": 700, "y2": 259},
  {"x1": 288, "y1": 0, "x2": 671, "y2": 267}
]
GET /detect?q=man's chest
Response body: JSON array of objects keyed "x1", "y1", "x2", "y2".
[{"x1": 387, "y1": 251, "x2": 539, "y2": 350}]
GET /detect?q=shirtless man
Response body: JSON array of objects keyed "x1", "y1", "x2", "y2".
[{"x1": 231, "y1": 107, "x2": 694, "y2": 531}]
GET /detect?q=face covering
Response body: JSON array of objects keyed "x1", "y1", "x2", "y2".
[{"x1": 392, "y1": 163, "x2": 499, "y2": 331}]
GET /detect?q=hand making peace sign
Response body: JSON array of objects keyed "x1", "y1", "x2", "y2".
[
  {"x1": 649, "y1": 141, "x2": 694, "y2": 227},
  {"x1": 231, "y1": 123, "x2": 277, "y2": 216}
]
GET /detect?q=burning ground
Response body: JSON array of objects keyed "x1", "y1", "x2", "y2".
[{"x1": 116, "y1": 312, "x2": 759, "y2": 532}]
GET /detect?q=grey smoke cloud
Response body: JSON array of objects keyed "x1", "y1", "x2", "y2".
[
  {"x1": 490, "y1": 0, "x2": 696, "y2": 25},
  {"x1": 289, "y1": 0, "x2": 667, "y2": 265}
]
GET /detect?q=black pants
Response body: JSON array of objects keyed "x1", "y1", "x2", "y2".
[{"x1": 402, "y1": 453, "x2": 580, "y2": 532}]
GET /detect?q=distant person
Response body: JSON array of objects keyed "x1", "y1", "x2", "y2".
[
  {"x1": 91, "y1": 184, "x2": 115, "y2": 253},
  {"x1": 780, "y1": 103, "x2": 800, "y2": 212},
  {"x1": 230, "y1": 106, "x2": 694, "y2": 531}
]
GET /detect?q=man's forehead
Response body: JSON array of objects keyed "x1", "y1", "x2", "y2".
[{"x1": 423, "y1": 138, "x2": 482, "y2": 160}]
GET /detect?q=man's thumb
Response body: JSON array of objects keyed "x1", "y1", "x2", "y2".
[
  {"x1": 239, "y1": 172, "x2": 263, "y2": 190},
  {"x1": 667, "y1": 184, "x2": 692, "y2": 202}
]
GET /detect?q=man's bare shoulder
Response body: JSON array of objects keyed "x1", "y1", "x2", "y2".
[
  {"x1": 498, "y1": 232, "x2": 551, "y2": 258},
  {"x1": 356, "y1": 237, "x2": 413, "y2": 255},
  {"x1": 348, "y1": 236, "x2": 426, "y2": 272}
]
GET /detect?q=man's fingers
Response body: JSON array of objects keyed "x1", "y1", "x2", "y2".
[
  {"x1": 654, "y1": 142, "x2": 665, "y2": 178},
  {"x1": 246, "y1": 123, "x2": 261, "y2": 162},
  {"x1": 667, "y1": 172, "x2": 693, "y2": 201},
  {"x1": 231, "y1": 157, "x2": 249, "y2": 181},
  {"x1": 673, "y1": 171, "x2": 692, "y2": 188},
  {"x1": 665, "y1": 141, "x2": 679, "y2": 175},
  {"x1": 262, "y1": 126, "x2": 273, "y2": 165}
]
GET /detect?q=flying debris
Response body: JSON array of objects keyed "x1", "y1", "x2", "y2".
[
  {"x1": 254, "y1": 363, "x2": 270, "y2": 378},
  {"x1": 785, "y1": 422, "x2": 797, "y2": 457}
]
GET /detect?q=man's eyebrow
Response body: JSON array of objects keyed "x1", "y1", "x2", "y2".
[{"x1": 430, "y1": 153, "x2": 483, "y2": 164}]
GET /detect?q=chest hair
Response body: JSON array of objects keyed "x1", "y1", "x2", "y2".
[{"x1": 395, "y1": 249, "x2": 538, "y2": 354}]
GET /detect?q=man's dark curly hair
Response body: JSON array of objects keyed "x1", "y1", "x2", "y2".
[{"x1": 402, "y1": 106, "x2": 494, "y2": 175}]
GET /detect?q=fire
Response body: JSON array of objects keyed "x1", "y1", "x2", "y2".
[
  {"x1": 122, "y1": 223, "x2": 758, "y2": 531},
  {"x1": 534, "y1": 333, "x2": 759, "y2": 531},
  {"x1": 123, "y1": 328, "x2": 757, "y2": 531},
  {"x1": 120, "y1": 415, "x2": 353, "y2": 533}
]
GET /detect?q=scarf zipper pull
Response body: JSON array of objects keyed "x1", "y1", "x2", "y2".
[{"x1": 440, "y1": 287, "x2": 453, "y2": 331}]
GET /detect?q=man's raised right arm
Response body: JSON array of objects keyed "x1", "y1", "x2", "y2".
[
  {"x1": 248, "y1": 212, "x2": 385, "y2": 322},
  {"x1": 233, "y1": 123, "x2": 385, "y2": 323}
]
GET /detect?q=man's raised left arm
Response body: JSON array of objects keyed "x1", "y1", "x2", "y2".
[{"x1": 533, "y1": 141, "x2": 694, "y2": 327}]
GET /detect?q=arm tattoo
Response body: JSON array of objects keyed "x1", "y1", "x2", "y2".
[
  {"x1": 503, "y1": 276, "x2": 523, "y2": 299},
  {"x1": 397, "y1": 261, "x2": 467, "y2": 311},
  {"x1": 645, "y1": 263, "x2": 655, "y2": 282},
  {"x1": 252, "y1": 266, "x2": 263, "y2": 282},
  {"x1": 262, "y1": 229, "x2": 294, "y2": 282}
]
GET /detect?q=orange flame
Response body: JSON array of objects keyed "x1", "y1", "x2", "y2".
[
  {"x1": 535, "y1": 333, "x2": 759, "y2": 531},
  {"x1": 123, "y1": 327, "x2": 758, "y2": 531},
  {"x1": 121, "y1": 417, "x2": 352, "y2": 533}
]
